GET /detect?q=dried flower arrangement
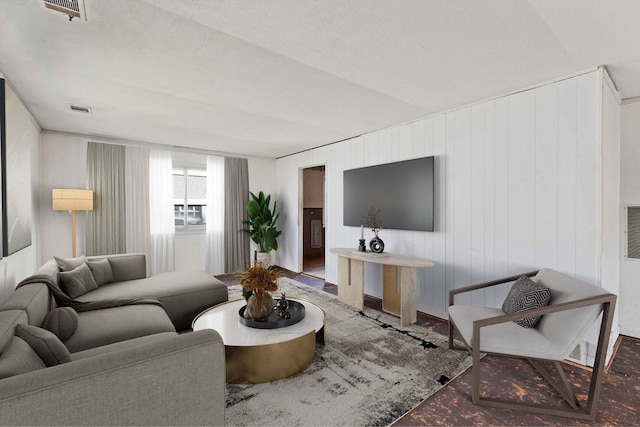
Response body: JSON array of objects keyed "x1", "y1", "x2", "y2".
[{"x1": 239, "y1": 261, "x2": 278, "y2": 293}]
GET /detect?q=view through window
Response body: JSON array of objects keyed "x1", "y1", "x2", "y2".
[{"x1": 173, "y1": 169, "x2": 207, "y2": 229}]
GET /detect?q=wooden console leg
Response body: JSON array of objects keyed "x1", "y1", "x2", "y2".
[
  {"x1": 399, "y1": 266, "x2": 417, "y2": 326},
  {"x1": 383, "y1": 265, "x2": 401, "y2": 317},
  {"x1": 337, "y1": 256, "x2": 364, "y2": 309}
]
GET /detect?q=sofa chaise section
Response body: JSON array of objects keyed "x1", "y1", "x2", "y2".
[{"x1": 37, "y1": 253, "x2": 229, "y2": 331}]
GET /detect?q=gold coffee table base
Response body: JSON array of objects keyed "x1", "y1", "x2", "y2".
[
  {"x1": 192, "y1": 298, "x2": 325, "y2": 384},
  {"x1": 226, "y1": 330, "x2": 316, "y2": 384}
]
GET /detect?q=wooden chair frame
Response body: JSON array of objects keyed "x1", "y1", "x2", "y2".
[{"x1": 448, "y1": 271, "x2": 617, "y2": 420}]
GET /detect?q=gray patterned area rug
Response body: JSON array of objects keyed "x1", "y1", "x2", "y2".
[{"x1": 225, "y1": 278, "x2": 472, "y2": 427}]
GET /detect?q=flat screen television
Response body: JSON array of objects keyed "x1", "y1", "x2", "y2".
[{"x1": 343, "y1": 156, "x2": 434, "y2": 232}]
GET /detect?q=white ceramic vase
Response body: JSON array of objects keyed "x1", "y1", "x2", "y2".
[{"x1": 256, "y1": 252, "x2": 272, "y2": 268}]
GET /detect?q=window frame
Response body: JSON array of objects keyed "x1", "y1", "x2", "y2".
[{"x1": 173, "y1": 168, "x2": 207, "y2": 233}]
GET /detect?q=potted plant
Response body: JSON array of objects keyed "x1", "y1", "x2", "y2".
[
  {"x1": 239, "y1": 261, "x2": 279, "y2": 321},
  {"x1": 243, "y1": 191, "x2": 282, "y2": 267}
]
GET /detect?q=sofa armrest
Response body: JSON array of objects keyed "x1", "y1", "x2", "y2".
[
  {"x1": 93, "y1": 253, "x2": 148, "y2": 281},
  {"x1": 0, "y1": 330, "x2": 225, "y2": 426}
]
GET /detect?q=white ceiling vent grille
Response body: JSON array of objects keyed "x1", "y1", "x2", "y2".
[{"x1": 43, "y1": 0, "x2": 86, "y2": 21}]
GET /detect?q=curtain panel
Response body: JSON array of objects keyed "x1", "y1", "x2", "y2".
[
  {"x1": 205, "y1": 155, "x2": 225, "y2": 275},
  {"x1": 85, "y1": 142, "x2": 126, "y2": 256},
  {"x1": 149, "y1": 149, "x2": 175, "y2": 274},
  {"x1": 125, "y1": 146, "x2": 151, "y2": 273},
  {"x1": 224, "y1": 157, "x2": 250, "y2": 273}
]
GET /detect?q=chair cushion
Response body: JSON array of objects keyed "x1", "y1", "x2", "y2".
[
  {"x1": 15, "y1": 324, "x2": 72, "y2": 367},
  {"x1": 59, "y1": 263, "x2": 99, "y2": 298},
  {"x1": 0, "y1": 336, "x2": 46, "y2": 379},
  {"x1": 42, "y1": 307, "x2": 79, "y2": 341},
  {"x1": 502, "y1": 275, "x2": 551, "y2": 328}
]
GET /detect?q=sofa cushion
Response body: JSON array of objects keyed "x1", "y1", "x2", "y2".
[
  {"x1": 502, "y1": 275, "x2": 551, "y2": 328},
  {"x1": 59, "y1": 263, "x2": 99, "y2": 299},
  {"x1": 0, "y1": 284, "x2": 53, "y2": 327},
  {"x1": 0, "y1": 336, "x2": 46, "y2": 379},
  {"x1": 98, "y1": 253, "x2": 147, "y2": 282},
  {"x1": 0, "y1": 311, "x2": 29, "y2": 354},
  {"x1": 64, "y1": 304, "x2": 176, "y2": 353},
  {"x1": 15, "y1": 324, "x2": 72, "y2": 366},
  {"x1": 42, "y1": 307, "x2": 79, "y2": 341},
  {"x1": 87, "y1": 258, "x2": 114, "y2": 286},
  {"x1": 71, "y1": 332, "x2": 178, "y2": 360},
  {"x1": 54, "y1": 255, "x2": 88, "y2": 272},
  {"x1": 76, "y1": 270, "x2": 229, "y2": 331}
]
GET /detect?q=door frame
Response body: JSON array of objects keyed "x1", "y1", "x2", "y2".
[{"x1": 298, "y1": 163, "x2": 326, "y2": 273}]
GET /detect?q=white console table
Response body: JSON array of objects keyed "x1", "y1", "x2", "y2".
[{"x1": 330, "y1": 248, "x2": 434, "y2": 326}]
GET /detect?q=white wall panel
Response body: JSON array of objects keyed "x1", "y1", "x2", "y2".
[
  {"x1": 493, "y1": 97, "x2": 511, "y2": 304},
  {"x1": 482, "y1": 101, "x2": 496, "y2": 306},
  {"x1": 276, "y1": 69, "x2": 607, "y2": 321},
  {"x1": 507, "y1": 90, "x2": 537, "y2": 274},
  {"x1": 534, "y1": 84, "x2": 559, "y2": 271},
  {"x1": 557, "y1": 79, "x2": 578, "y2": 277},
  {"x1": 471, "y1": 104, "x2": 486, "y2": 307},
  {"x1": 575, "y1": 73, "x2": 600, "y2": 283}
]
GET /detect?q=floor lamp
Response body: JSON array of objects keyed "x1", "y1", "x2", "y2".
[{"x1": 52, "y1": 188, "x2": 94, "y2": 257}]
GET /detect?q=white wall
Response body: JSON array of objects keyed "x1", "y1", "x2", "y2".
[
  {"x1": 620, "y1": 100, "x2": 640, "y2": 338},
  {"x1": 38, "y1": 132, "x2": 276, "y2": 272},
  {"x1": 276, "y1": 70, "x2": 612, "y2": 323}
]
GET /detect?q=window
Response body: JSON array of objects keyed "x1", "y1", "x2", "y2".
[{"x1": 173, "y1": 169, "x2": 207, "y2": 230}]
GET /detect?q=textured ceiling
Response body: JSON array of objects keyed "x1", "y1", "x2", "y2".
[{"x1": 1, "y1": 0, "x2": 639, "y2": 158}]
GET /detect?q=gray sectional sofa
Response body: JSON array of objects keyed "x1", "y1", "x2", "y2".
[{"x1": 0, "y1": 253, "x2": 229, "y2": 426}]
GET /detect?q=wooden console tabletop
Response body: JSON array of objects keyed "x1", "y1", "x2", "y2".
[{"x1": 330, "y1": 248, "x2": 434, "y2": 326}]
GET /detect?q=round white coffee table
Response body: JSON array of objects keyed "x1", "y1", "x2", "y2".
[{"x1": 192, "y1": 298, "x2": 325, "y2": 384}]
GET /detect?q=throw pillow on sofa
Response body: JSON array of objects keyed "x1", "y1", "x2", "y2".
[
  {"x1": 54, "y1": 255, "x2": 88, "y2": 272},
  {"x1": 59, "y1": 263, "x2": 99, "y2": 299},
  {"x1": 87, "y1": 258, "x2": 114, "y2": 286},
  {"x1": 0, "y1": 336, "x2": 46, "y2": 379},
  {"x1": 15, "y1": 324, "x2": 72, "y2": 367},
  {"x1": 42, "y1": 307, "x2": 79, "y2": 341}
]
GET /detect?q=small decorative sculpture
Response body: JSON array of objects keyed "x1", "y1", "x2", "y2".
[
  {"x1": 276, "y1": 293, "x2": 290, "y2": 318},
  {"x1": 365, "y1": 206, "x2": 385, "y2": 253}
]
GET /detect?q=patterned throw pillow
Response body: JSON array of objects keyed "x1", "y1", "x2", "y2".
[
  {"x1": 58, "y1": 263, "x2": 99, "y2": 299},
  {"x1": 502, "y1": 275, "x2": 552, "y2": 328}
]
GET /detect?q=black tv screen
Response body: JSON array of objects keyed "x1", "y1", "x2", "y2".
[{"x1": 343, "y1": 156, "x2": 434, "y2": 232}]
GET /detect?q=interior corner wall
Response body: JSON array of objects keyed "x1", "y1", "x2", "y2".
[
  {"x1": 620, "y1": 100, "x2": 640, "y2": 339},
  {"x1": 276, "y1": 70, "x2": 605, "y2": 321}
]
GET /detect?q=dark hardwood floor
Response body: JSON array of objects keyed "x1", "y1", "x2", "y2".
[{"x1": 216, "y1": 268, "x2": 640, "y2": 426}]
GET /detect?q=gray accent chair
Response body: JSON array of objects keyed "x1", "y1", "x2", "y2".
[{"x1": 448, "y1": 268, "x2": 617, "y2": 420}]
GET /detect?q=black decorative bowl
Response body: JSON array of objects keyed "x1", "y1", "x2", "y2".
[{"x1": 239, "y1": 300, "x2": 305, "y2": 329}]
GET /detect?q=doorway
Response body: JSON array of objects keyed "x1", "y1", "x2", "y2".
[{"x1": 301, "y1": 165, "x2": 325, "y2": 279}]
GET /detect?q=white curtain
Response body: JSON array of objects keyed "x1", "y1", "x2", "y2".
[
  {"x1": 125, "y1": 146, "x2": 151, "y2": 273},
  {"x1": 149, "y1": 149, "x2": 175, "y2": 274},
  {"x1": 205, "y1": 155, "x2": 225, "y2": 274}
]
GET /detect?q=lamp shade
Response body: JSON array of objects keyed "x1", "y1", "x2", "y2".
[{"x1": 52, "y1": 189, "x2": 94, "y2": 211}]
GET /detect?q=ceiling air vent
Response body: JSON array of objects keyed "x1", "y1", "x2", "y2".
[
  {"x1": 69, "y1": 105, "x2": 91, "y2": 114},
  {"x1": 43, "y1": 0, "x2": 86, "y2": 21}
]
